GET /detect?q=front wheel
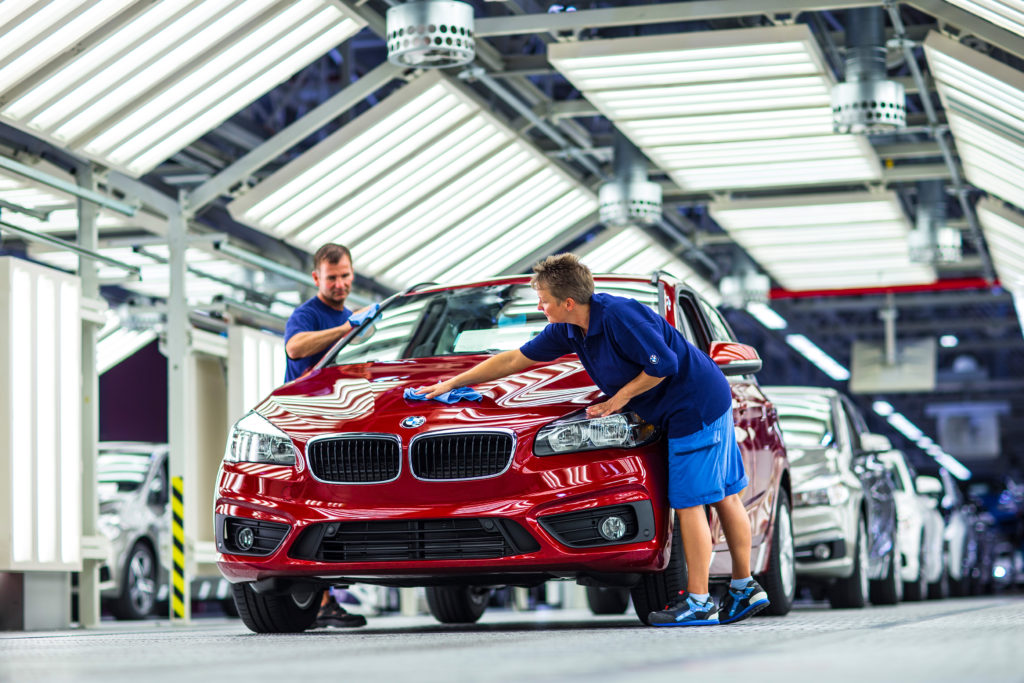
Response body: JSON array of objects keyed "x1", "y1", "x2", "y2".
[
  {"x1": 757, "y1": 489, "x2": 795, "y2": 616},
  {"x1": 903, "y1": 535, "x2": 926, "y2": 602},
  {"x1": 829, "y1": 517, "x2": 869, "y2": 609},
  {"x1": 630, "y1": 522, "x2": 685, "y2": 625},
  {"x1": 232, "y1": 583, "x2": 319, "y2": 633},
  {"x1": 870, "y1": 536, "x2": 904, "y2": 605},
  {"x1": 425, "y1": 585, "x2": 491, "y2": 624},
  {"x1": 111, "y1": 541, "x2": 158, "y2": 620}
]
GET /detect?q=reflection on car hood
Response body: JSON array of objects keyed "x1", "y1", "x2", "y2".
[
  {"x1": 258, "y1": 357, "x2": 605, "y2": 441},
  {"x1": 788, "y1": 448, "x2": 837, "y2": 487}
]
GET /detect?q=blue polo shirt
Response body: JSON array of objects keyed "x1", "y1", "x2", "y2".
[
  {"x1": 520, "y1": 292, "x2": 732, "y2": 437},
  {"x1": 284, "y1": 297, "x2": 352, "y2": 382}
]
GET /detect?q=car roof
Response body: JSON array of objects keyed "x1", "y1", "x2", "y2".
[{"x1": 403, "y1": 272, "x2": 691, "y2": 296}]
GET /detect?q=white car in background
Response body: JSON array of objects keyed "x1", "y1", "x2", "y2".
[
  {"x1": 915, "y1": 469, "x2": 973, "y2": 598},
  {"x1": 878, "y1": 451, "x2": 945, "y2": 601}
]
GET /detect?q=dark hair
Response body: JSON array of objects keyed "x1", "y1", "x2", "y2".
[
  {"x1": 313, "y1": 243, "x2": 352, "y2": 270},
  {"x1": 531, "y1": 253, "x2": 594, "y2": 303}
]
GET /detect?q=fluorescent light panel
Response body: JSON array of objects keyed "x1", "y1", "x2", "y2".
[
  {"x1": 0, "y1": 0, "x2": 365, "y2": 177},
  {"x1": 925, "y1": 32, "x2": 1024, "y2": 212},
  {"x1": 228, "y1": 71, "x2": 597, "y2": 290},
  {"x1": 785, "y1": 333, "x2": 850, "y2": 380},
  {"x1": 549, "y1": 26, "x2": 881, "y2": 193},
  {"x1": 710, "y1": 192, "x2": 936, "y2": 291},
  {"x1": 944, "y1": 1, "x2": 1024, "y2": 38},
  {"x1": 578, "y1": 226, "x2": 721, "y2": 304}
]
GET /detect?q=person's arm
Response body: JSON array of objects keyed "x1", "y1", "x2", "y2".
[
  {"x1": 420, "y1": 349, "x2": 535, "y2": 398},
  {"x1": 285, "y1": 323, "x2": 353, "y2": 360},
  {"x1": 585, "y1": 371, "x2": 665, "y2": 418}
]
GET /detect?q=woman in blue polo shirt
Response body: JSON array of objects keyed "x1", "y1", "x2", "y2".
[{"x1": 420, "y1": 253, "x2": 769, "y2": 626}]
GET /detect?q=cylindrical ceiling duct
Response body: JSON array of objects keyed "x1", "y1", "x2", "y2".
[
  {"x1": 386, "y1": 1, "x2": 475, "y2": 69},
  {"x1": 598, "y1": 132, "x2": 662, "y2": 227},
  {"x1": 831, "y1": 7, "x2": 906, "y2": 134}
]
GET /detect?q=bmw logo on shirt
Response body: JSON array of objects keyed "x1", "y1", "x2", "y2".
[{"x1": 649, "y1": 354, "x2": 659, "y2": 365}]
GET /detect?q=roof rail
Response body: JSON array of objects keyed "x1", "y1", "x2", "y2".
[{"x1": 401, "y1": 281, "x2": 439, "y2": 295}]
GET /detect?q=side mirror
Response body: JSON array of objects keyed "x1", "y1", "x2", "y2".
[
  {"x1": 710, "y1": 341, "x2": 762, "y2": 376},
  {"x1": 859, "y1": 432, "x2": 892, "y2": 453},
  {"x1": 915, "y1": 475, "x2": 942, "y2": 496}
]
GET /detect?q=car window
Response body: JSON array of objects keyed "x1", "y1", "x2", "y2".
[
  {"x1": 699, "y1": 298, "x2": 735, "y2": 343},
  {"x1": 97, "y1": 451, "x2": 153, "y2": 497},
  {"x1": 768, "y1": 393, "x2": 835, "y2": 456},
  {"x1": 328, "y1": 280, "x2": 660, "y2": 365}
]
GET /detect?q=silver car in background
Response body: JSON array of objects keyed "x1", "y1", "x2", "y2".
[
  {"x1": 96, "y1": 442, "x2": 171, "y2": 619},
  {"x1": 765, "y1": 387, "x2": 902, "y2": 608},
  {"x1": 95, "y1": 443, "x2": 235, "y2": 619}
]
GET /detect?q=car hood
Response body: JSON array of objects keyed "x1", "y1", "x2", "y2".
[{"x1": 256, "y1": 356, "x2": 605, "y2": 444}]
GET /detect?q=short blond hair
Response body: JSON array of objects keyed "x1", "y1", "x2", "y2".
[{"x1": 531, "y1": 253, "x2": 594, "y2": 303}]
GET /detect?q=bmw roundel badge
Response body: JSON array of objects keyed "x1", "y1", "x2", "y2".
[{"x1": 401, "y1": 416, "x2": 426, "y2": 429}]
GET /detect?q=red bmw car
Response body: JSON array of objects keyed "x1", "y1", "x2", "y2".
[{"x1": 216, "y1": 274, "x2": 794, "y2": 632}]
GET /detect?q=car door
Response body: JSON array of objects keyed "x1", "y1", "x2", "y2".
[{"x1": 675, "y1": 289, "x2": 774, "y2": 545}]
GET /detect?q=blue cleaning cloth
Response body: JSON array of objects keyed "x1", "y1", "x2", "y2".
[{"x1": 403, "y1": 387, "x2": 483, "y2": 404}]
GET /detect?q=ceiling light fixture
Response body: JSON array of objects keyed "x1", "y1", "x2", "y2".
[
  {"x1": 386, "y1": 1, "x2": 475, "y2": 69},
  {"x1": 831, "y1": 8, "x2": 906, "y2": 134}
]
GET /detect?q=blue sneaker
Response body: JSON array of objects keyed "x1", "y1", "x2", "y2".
[
  {"x1": 648, "y1": 592, "x2": 719, "y2": 626},
  {"x1": 718, "y1": 579, "x2": 769, "y2": 624}
]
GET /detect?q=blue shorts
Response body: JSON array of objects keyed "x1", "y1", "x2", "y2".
[{"x1": 667, "y1": 408, "x2": 748, "y2": 509}]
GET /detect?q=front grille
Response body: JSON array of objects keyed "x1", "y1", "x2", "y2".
[
  {"x1": 306, "y1": 436, "x2": 400, "y2": 483},
  {"x1": 538, "y1": 501, "x2": 656, "y2": 548},
  {"x1": 410, "y1": 432, "x2": 513, "y2": 480},
  {"x1": 288, "y1": 518, "x2": 539, "y2": 562}
]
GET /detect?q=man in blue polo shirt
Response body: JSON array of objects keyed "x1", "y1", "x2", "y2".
[
  {"x1": 420, "y1": 253, "x2": 768, "y2": 626},
  {"x1": 284, "y1": 242, "x2": 378, "y2": 628},
  {"x1": 284, "y1": 243, "x2": 378, "y2": 383}
]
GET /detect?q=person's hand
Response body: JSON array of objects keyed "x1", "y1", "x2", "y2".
[
  {"x1": 349, "y1": 303, "x2": 380, "y2": 327},
  {"x1": 419, "y1": 380, "x2": 456, "y2": 399},
  {"x1": 586, "y1": 396, "x2": 627, "y2": 419}
]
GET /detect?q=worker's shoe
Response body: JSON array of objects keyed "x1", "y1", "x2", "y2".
[
  {"x1": 648, "y1": 592, "x2": 719, "y2": 626},
  {"x1": 314, "y1": 598, "x2": 367, "y2": 628},
  {"x1": 718, "y1": 578, "x2": 769, "y2": 624}
]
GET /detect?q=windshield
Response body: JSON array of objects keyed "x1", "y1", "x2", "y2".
[
  {"x1": 97, "y1": 451, "x2": 153, "y2": 493},
  {"x1": 772, "y1": 394, "x2": 835, "y2": 451},
  {"x1": 328, "y1": 281, "x2": 660, "y2": 366}
]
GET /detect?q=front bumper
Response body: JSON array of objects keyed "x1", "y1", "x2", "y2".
[
  {"x1": 215, "y1": 456, "x2": 672, "y2": 586},
  {"x1": 791, "y1": 503, "x2": 857, "y2": 579}
]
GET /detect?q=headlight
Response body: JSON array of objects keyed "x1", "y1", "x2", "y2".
[
  {"x1": 224, "y1": 412, "x2": 297, "y2": 466},
  {"x1": 794, "y1": 480, "x2": 849, "y2": 507},
  {"x1": 534, "y1": 412, "x2": 659, "y2": 456}
]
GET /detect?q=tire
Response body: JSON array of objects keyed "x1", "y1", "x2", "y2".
[
  {"x1": 758, "y1": 489, "x2": 796, "y2": 616},
  {"x1": 585, "y1": 586, "x2": 631, "y2": 615},
  {"x1": 903, "y1": 534, "x2": 926, "y2": 602},
  {"x1": 111, "y1": 541, "x2": 158, "y2": 620},
  {"x1": 231, "y1": 582, "x2": 319, "y2": 633},
  {"x1": 829, "y1": 517, "x2": 869, "y2": 609},
  {"x1": 630, "y1": 522, "x2": 686, "y2": 625},
  {"x1": 870, "y1": 537, "x2": 904, "y2": 605},
  {"x1": 425, "y1": 585, "x2": 491, "y2": 624}
]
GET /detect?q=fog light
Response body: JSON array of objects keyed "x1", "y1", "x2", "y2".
[
  {"x1": 599, "y1": 515, "x2": 627, "y2": 541},
  {"x1": 236, "y1": 526, "x2": 255, "y2": 551},
  {"x1": 324, "y1": 523, "x2": 339, "y2": 537},
  {"x1": 813, "y1": 543, "x2": 831, "y2": 560}
]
